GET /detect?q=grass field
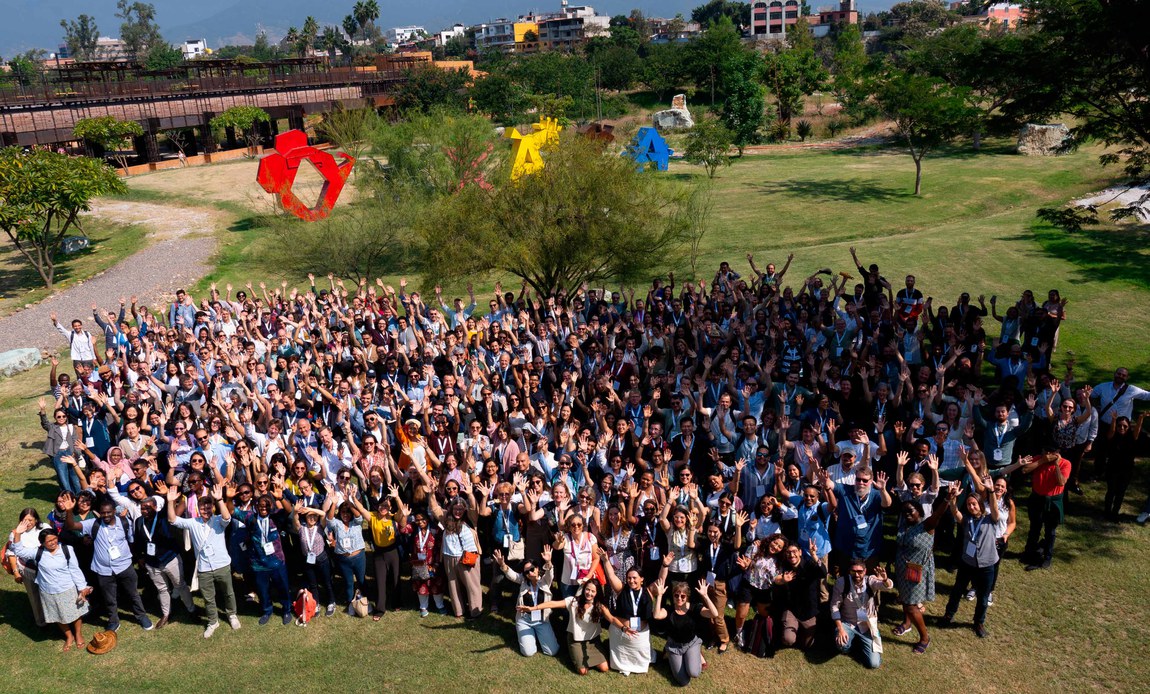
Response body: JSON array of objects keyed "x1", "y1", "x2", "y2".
[{"x1": 0, "y1": 140, "x2": 1147, "y2": 693}]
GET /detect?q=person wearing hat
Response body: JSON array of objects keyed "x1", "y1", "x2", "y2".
[{"x1": 10, "y1": 519, "x2": 92, "y2": 651}]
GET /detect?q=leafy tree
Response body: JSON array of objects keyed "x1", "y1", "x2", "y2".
[
  {"x1": 875, "y1": 0, "x2": 959, "y2": 53},
  {"x1": 872, "y1": 69, "x2": 976, "y2": 194},
  {"x1": 641, "y1": 42, "x2": 688, "y2": 101},
  {"x1": 353, "y1": 0, "x2": 380, "y2": 42},
  {"x1": 7, "y1": 51, "x2": 45, "y2": 87},
  {"x1": 420, "y1": 135, "x2": 694, "y2": 296},
  {"x1": 60, "y1": 14, "x2": 100, "y2": 61},
  {"x1": 831, "y1": 23, "x2": 875, "y2": 124},
  {"x1": 252, "y1": 30, "x2": 279, "y2": 61},
  {"x1": 685, "y1": 16, "x2": 745, "y2": 105},
  {"x1": 370, "y1": 108, "x2": 503, "y2": 198},
  {"x1": 0, "y1": 148, "x2": 127, "y2": 288},
  {"x1": 691, "y1": 0, "x2": 752, "y2": 32},
  {"x1": 316, "y1": 106, "x2": 379, "y2": 169},
  {"x1": 719, "y1": 51, "x2": 764, "y2": 155},
  {"x1": 73, "y1": 116, "x2": 145, "y2": 173},
  {"x1": 343, "y1": 16, "x2": 359, "y2": 44},
  {"x1": 684, "y1": 114, "x2": 734, "y2": 177},
  {"x1": 591, "y1": 45, "x2": 641, "y2": 91},
  {"x1": 395, "y1": 64, "x2": 470, "y2": 112},
  {"x1": 319, "y1": 26, "x2": 349, "y2": 64},
  {"x1": 762, "y1": 42, "x2": 826, "y2": 126},
  {"x1": 301, "y1": 16, "x2": 320, "y2": 54},
  {"x1": 210, "y1": 106, "x2": 270, "y2": 154},
  {"x1": 443, "y1": 35, "x2": 469, "y2": 58},
  {"x1": 470, "y1": 73, "x2": 529, "y2": 123},
  {"x1": 144, "y1": 42, "x2": 183, "y2": 70},
  {"x1": 116, "y1": 1, "x2": 164, "y2": 59}
]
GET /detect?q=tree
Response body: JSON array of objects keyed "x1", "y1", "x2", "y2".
[
  {"x1": 317, "y1": 105, "x2": 379, "y2": 170},
  {"x1": 872, "y1": 69, "x2": 976, "y2": 194},
  {"x1": 0, "y1": 148, "x2": 127, "y2": 288},
  {"x1": 7, "y1": 51, "x2": 45, "y2": 87},
  {"x1": 353, "y1": 1, "x2": 380, "y2": 42},
  {"x1": 73, "y1": 116, "x2": 145, "y2": 173},
  {"x1": 395, "y1": 64, "x2": 471, "y2": 112},
  {"x1": 144, "y1": 42, "x2": 183, "y2": 70},
  {"x1": 684, "y1": 115, "x2": 734, "y2": 178},
  {"x1": 470, "y1": 73, "x2": 529, "y2": 123},
  {"x1": 640, "y1": 42, "x2": 688, "y2": 101},
  {"x1": 591, "y1": 46, "x2": 641, "y2": 91},
  {"x1": 719, "y1": 52, "x2": 764, "y2": 155},
  {"x1": 60, "y1": 14, "x2": 100, "y2": 61},
  {"x1": 762, "y1": 39, "x2": 827, "y2": 127},
  {"x1": 210, "y1": 106, "x2": 270, "y2": 154},
  {"x1": 420, "y1": 136, "x2": 694, "y2": 297},
  {"x1": 682, "y1": 180, "x2": 714, "y2": 279},
  {"x1": 319, "y1": 26, "x2": 349, "y2": 64},
  {"x1": 686, "y1": 16, "x2": 745, "y2": 105},
  {"x1": 875, "y1": 0, "x2": 959, "y2": 52},
  {"x1": 301, "y1": 16, "x2": 320, "y2": 54},
  {"x1": 1008, "y1": 0, "x2": 1150, "y2": 224},
  {"x1": 116, "y1": 1, "x2": 164, "y2": 59},
  {"x1": 252, "y1": 30, "x2": 278, "y2": 61},
  {"x1": 343, "y1": 15, "x2": 359, "y2": 44},
  {"x1": 831, "y1": 23, "x2": 875, "y2": 124},
  {"x1": 371, "y1": 108, "x2": 503, "y2": 198},
  {"x1": 691, "y1": 0, "x2": 753, "y2": 32}
]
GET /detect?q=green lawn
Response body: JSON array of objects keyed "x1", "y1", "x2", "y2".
[{"x1": 1, "y1": 142, "x2": 1148, "y2": 692}]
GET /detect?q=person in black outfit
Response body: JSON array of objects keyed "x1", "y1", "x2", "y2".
[
  {"x1": 771, "y1": 539, "x2": 827, "y2": 650},
  {"x1": 650, "y1": 578, "x2": 722, "y2": 686}
]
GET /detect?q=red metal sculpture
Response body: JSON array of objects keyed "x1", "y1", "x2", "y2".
[{"x1": 256, "y1": 130, "x2": 355, "y2": 221}]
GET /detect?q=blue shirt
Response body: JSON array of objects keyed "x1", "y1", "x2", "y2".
[
  {"x1": 831, "y1": 484, "x2": 884, "y2": 560},
  {"x1": 80, "y1": 517, "x2": 134, "y2": 577},
  {"x1": 13, "y1": 543, "x2": 87, "y2": 595}
]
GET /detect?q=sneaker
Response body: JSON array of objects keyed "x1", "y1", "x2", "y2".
[
  {"x1": 228, "y1": 614, "x2": 242, "y2": 630},
  {"x1": 1137, "y1": 512, "x2": 1149, "y2": 525},
  {"x1": 108, "y1": 622, "x2": 121, "y2": 633},
  {"x1": 140, "y1": 616, "x2": 154, "y2": 631},
  {"x1": 246, "y1": 592, "x2": 259, "y2": 603},
  {"x1": 436, "y1": 605, "x2": 449, "y2": 615},
  {"x1": 964, "y1": 589, "x2": 976, "y2": 602},
  {"x1": 325, "y1": 603, "x2": 336, "y2": 617},
  {"x1": 258, "y1": 614, "x2": 272, "y2": 626},
  {"x1": 987, "y1": 592, "x2": 995, "y2": 606},
  {"x1": 203, "y1": 621, "x2": 219, "y2": 638},
  {"x1": 282, "y1": 613, "x2": 292, "y2": 626},
  {"x1": 420, "y1": 608, "x2": 429, "y2": 618},
  {"x1": 1041, "y1": 557, "x2": 1052, "y2": 570},
  {"x1": 734, "y1": 630, "x2": 745, "y2": 650}
]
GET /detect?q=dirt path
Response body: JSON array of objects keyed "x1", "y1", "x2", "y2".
[
  {"x1": 741, "y1": 123, "x2": 896, "y2": 154},
  {"x1": 0, "y1": 200, "x2": 225, "y2": 354}
]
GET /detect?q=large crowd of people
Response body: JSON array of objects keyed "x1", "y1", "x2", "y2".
[{"x1": 4, "y1": 252, "x2": 1147, "y2": 679}]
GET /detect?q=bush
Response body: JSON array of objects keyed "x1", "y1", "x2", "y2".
[
  {"x1": 796, "y1": 120, "x2": 813, "y2": 142},
  {"x1": 766, "y1": 119, "x2": 791, "y2": 142},
  {"x1": 827, "y1": 118, "x2": 846, "y2": 138}
]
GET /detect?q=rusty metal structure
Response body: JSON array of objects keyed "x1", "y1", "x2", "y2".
[{"x1": 0, "y1": 58, "x2": 406, "y2": 162}]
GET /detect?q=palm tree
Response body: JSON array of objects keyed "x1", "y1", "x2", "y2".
[
  {"x1": 319, "y1": 26, "x2": 345, "y2": 64},
  {"x1": 342, "y1": 15, "x2": 358, "y2": 44},
  {"x1": 300, "y1": 16, "x2": 319, "y2": 56},
  {"x1": 285, "y1": 26, "x2": 300, "y2": 54},
  {"x1": 353, "y1": 1, "x2": 369, "y2": 42}
]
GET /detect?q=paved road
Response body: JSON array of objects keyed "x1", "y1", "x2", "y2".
[{"x1": 0, "y1": 201, "x2": 220, "y2": 354}]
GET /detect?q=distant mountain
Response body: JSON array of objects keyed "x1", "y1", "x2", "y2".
[{"x1": 2, "y1": 0, "x2": 897, "y2": 57}]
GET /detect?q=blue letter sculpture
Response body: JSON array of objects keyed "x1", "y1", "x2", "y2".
[{"x1": 624, "y1": 127, "x2": 672, "y2": 172}]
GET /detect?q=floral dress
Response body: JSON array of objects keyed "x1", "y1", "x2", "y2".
[{"x1": 895, "y1": 522, "x2": 936, "y2": 605}]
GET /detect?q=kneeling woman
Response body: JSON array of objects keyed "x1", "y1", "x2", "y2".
[
  {"x1": 10, "y1": 519, "x2": 92, "y2": 651},
  {"x1": 602, "y1": 552, "x2": 655, "y2": 676},
  {"x1": 496, "y1": 546, "x2": 559, "y2": 657},
  {"x1": 529, "y1": 560, "x2": 612, "y2": 676},
  {"x1": 651, "y1": 578, "x2": 721, "y2": 686}
]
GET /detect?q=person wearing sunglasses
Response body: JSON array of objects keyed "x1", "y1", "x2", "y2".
[
  {"x1": 830, "y1": 559, "x2": 893, "y2": 668},
  {"x1": 649, "y1": 578, "x2": 721, "y2": 685},
  {"x1": 495, "y1": 545, "x2": 558, "y2": 657}
]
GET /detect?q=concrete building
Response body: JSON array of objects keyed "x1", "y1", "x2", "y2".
[
  {"x1": 983, "y1": 3, "x2": 1025, "y2": 29},
  {"x1": 536, "y1": 3, "x2": 609, "y2": 50},
  {"x1": 750, "y1": 0, "x2": 804, "y2": 37},
  {"x1": 386, "y1": 26, "x2": 427, "y2": 45},
  {"x1": 436, "y1": 24, "x2": 467, "y2": 46},
  {"x1": 476, "y1": 18, "x2": 539, "y2": 52},
  {"x1": 182, "y1": 39, "x2": 208, "y2": 60}
]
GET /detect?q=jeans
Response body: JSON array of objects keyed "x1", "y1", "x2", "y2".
[
  {"x1": 52, "y1": 453, "x2": 82, "y2": 496},
  {"x1": 838, "y1": 623, "x2": 881, "y2": 669},
  {"x1": 665, "y1": 636, "x2": 703, "y2": 685},
  {"x1": 1025, "y1": 494, "x2": 1061, "y2": 563},
  {"x1": 515, "y1": 616, "x2": 560, "y2": 657},
  {"x1": 144, "y1": 556, "x2": 193, "y2": 617},
  {"x1": 304, "y1": 554, "x2": 336, "y2": 606},
  {"x1": 945, "y1": 561, "x2": 993, "y2": 626},
  {"x1": 335, "y1": 551, "x2": 366, "y2": 603},
  {"x1": 254, "y1": 564, "x2": 292, "y2": 616},
  {"x1": 199, "y1": 565, "x2": 237, "y2": 625},
  {"x1": 96, "y1": 566, "x2": 148, "y2": 628}
]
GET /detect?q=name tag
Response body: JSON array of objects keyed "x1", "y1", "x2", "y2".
[
  {"x1": 262, "y1": 541, "x2": 275, "y2": 556},
  {"x1": 706, "y1": 571, "x2": 716, "y2": 585},
  {"x1": 416, "y1": 551, "x2": 427, "y2": 561},
  {"x1": 993, "y1": 448, "x2": 1004, "y2": 462},
  {"x1": 146, "y1": 542, "x2": 156, "y2": 556},
  {"x1": 783, "y1": 405, "x2": 791, "y2": 416},
  {"x1": 531, "y1": 610, "x2": 542, "y2": 622},
  {"x1": 306, "y1": 552, "x2": 317, "y2": 565},
  {"x1": 84, "y1": 437, "x2": 96, "y2": 448},
  {"x1": 108, "y1": 545, "x2": 122, "y2": 560},
  {"x1": 341, "y1": 538, "x2": 352, "y2": 550},
  {"x1": 503, "y1": 535, "x2": 511, "y2": 549},
  {"x1": 855, "y1": 518, "x2": 868, "y2": 530},
  {"x1": 649, "y1": 546, "x2": 660, "y2": 561},
  {"x1": 755, "y1": 485, "x2": 766, "y2": 499},
  {"x1": 629, "y1": 617, "x2": 641, "y2": 630},
  {"x1": 965, "y1": 540, "x2": 977, "y2": 558}
]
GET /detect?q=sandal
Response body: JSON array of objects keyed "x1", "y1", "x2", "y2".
[
  {"x1": 372, "y1": 613, "x2": 383, "y2": 622},
  {"x1": 913, "y1": 640, "x2": 930, "y2": 654},
  {"x1": 893, "y1": 624, "x2": 912, "y2": 637},
  {"x1": 716, "y1": 643, "x2": 729, "y2": 655}
]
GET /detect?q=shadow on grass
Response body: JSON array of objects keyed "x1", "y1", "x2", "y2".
[
  {"x1": 1021, "y1": 222, "x2": 1150, "y2": 292},
  {"x1": 0, "y1": 589, "x2": 52, "y2": 642},
  {"x1": 750, "y1": 178, "x2": 910, "y2": 204}
]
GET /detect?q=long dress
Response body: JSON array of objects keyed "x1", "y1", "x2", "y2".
[{"x1": 895, "y1": 522, "x2": 936, "y2": 605}]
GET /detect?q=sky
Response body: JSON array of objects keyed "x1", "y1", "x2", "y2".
[{"x1": 1, "y1": 0, "x2": 897, "y2": 57}]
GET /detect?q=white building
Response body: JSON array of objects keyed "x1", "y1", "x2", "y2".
[
  {"x1": 436, "y1": 23, "x2": 466, "y2": 46},
  {"x1": 182, "y1": 39, "x2": 208, "y2": 60},
  {"x1": 386, "y1": 26, "x2": 427, "y2": 45}
]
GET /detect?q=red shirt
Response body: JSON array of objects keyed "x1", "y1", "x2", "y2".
[{"x1": 1032, "y1": 457, "x2": 1071, "y2": 496}]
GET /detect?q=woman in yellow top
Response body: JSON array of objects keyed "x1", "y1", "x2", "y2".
[{"x1": 368, "y1": 484, "x2": 409, "y2": 621}]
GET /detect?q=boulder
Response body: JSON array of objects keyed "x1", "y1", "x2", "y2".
[
  {"x1": 0, "y1": 348, "x2": 42, "y2": 378},
  {"x1": 653, "y1": 108, "x2": 694, "y2": 131},
  {"x1": 1017, "y1": 124, "x2": 1070, "y2": 156}
]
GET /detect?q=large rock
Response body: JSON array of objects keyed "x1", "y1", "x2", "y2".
[
  {"x1": 653, "y1": 108, "x2": 694, "y2": 131},
  {"x1": 1017, "y1": 123, "x2": 1070, "y2": 156},
  {"x1": 0, "y1": 348, "x2": 42, "y2": 378}
]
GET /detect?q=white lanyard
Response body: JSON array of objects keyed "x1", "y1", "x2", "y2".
[
  {"x1": 258, "y1": 516, "x2": 270, "y2": 541},
  {"x1": 417, "y1": 529, "x2": 430, "y2": 551},
  {"x1": 302, "y1": 525, "x2": 318, "y2": 551},
  {"x1": 630, "y1": 590, "x2": 642, "y2": 616},
  {"x1": 709, "y1": 543, "x2": 720, "y2": 568},
  {"x1": 142, "y1": 514, "x2": 159, "y2": 541},
  {"x1": 571, "y1": 533, "x2": 590, "y2": 569}
]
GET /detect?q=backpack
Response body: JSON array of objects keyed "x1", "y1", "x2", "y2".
[
  {"x1": 27, "y1": 543, "x2": 72, "y2": 571},
  {"x1": 92, "y1": 515, "x2": 132, "y2": 545},
  {"x1": 744, "y1": 614, "x2": 773, "y2": 658},
  {"x1": 292, "y1": 589, "x2": 317, "y2": 626}
]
